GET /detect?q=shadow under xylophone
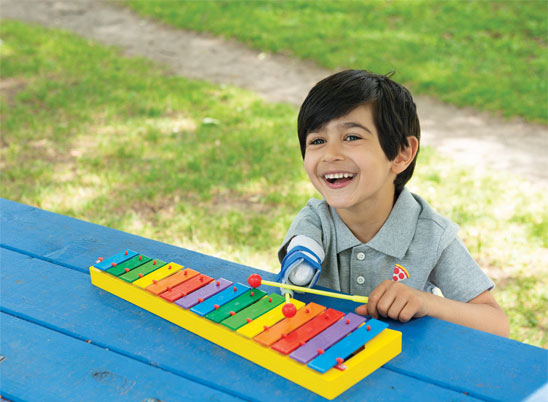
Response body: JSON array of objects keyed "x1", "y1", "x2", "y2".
[{"x1": 89, "y1": 250, "x2": 402, "y2": 400}]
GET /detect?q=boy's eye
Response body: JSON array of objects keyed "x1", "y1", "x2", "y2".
[
  {"x1": 345, "y1": 135, "x2": 360, "y2": 142},
  {"x1": 309, "y1": 138, "x2": 325, "y2": 145}
]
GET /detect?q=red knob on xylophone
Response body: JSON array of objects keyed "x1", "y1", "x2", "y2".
[
  {"x1": 282, "y1": 302, "x2": 297, "y2": 318},
  {"x1": 248, "y1": 274, "x2": 262, "y2": 288}
]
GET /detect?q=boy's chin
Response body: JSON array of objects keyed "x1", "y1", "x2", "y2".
[{"x1": 321, "y1": 196, "x2": 355, "y2": 210}]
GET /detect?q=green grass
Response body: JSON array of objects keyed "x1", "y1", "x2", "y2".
[
  {"x1": 123, "y1": 0, "x2": 548, "y2": 124},
  {"x1": 1, "y1": 21, "x2": 547, "y2": 348}
]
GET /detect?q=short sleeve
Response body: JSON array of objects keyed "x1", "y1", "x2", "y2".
[
  {"x1": 278, "y1": 201, "x2": 326, "y2": 263},
  {"x1": 428, "y1": 236, "x2": 495, "y2": 302}
]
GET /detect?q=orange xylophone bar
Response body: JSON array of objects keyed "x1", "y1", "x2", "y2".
[{"x1": 90, "y1": 250, "x2": 401, "y2": 399}]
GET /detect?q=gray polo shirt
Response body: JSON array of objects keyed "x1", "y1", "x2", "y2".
[{"x1": 278, "y1": 188, "x2": 494, "y2": 303}]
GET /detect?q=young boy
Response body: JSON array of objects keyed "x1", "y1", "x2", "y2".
[{"x1": 278, "y1": 70, "x2": 509, "y2": 337}]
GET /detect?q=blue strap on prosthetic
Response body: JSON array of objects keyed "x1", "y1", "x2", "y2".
[{"x1": 276, "y1": 245, "x2": 322, "y2": 287}]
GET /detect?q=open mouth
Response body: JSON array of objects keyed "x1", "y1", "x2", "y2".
[{"x1": 323, "y1": 173, "x2": 356, "y2": 186}]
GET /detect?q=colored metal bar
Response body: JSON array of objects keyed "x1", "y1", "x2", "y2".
[
  {"x1": 289, "y1": 313, "x2": 365, "y2": 364},
  {"x1": 132, "y1": 262, "x2": 183, "y2": 288},
  {"x1": 271, "y1": 308, "x2": 345, "y2": 355},
  {"x1": 221, "y1": 293, "x2": 285, "y2": 331},
  {"x1": 94, "y1": 250, "x2": 138, "y2": 270},
  {"x1": 190, "y1": 283, "x2": 250, "y2": 317},
  {"x1": 175, "y1": 278, "x2": 233, "y2": 309},
  {"x1": 254, "y1": 303, "x2": 325, "y2": 347},
  {"x1": 146, "y1": 268, "x2": 199, "y2": 295},
  {"x1": 119, "y1": 259, "x2": 166, "y2": 282},
  {"x1": 160, "y1": 274, "x2": 214, "y2": 302},
  {"x1": 106, "y1": 255, "x2": 151, "y2": 276},
  {"x1": 308, "y1": 319, "x2": 389, "y2": 373},
  {"x1": 236, "y1": 298, "x2": 306, "y2": 339},
  {"x1": 206, "y1": 289, "x2": 267, "y2": 323}
]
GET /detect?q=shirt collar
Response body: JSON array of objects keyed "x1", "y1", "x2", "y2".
[{"x1": 331, "y1": 188, "x2": 420, "y2": 258}]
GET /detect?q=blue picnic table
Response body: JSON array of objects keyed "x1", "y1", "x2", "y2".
[{"x1": 1, "y1": 198, "x2": 547, "y2": 401}]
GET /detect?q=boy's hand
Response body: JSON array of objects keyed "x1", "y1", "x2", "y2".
[{"x1": 355, "y1": 280, "x2": 429, "y2": 322}]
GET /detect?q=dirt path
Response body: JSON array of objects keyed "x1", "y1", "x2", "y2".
[{"x1": 2, "y1": 0, "x2": 547, "y2": 186}]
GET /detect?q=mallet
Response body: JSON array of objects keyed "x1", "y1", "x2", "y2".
[{"x1": 248, "y1": 274, "x2": 368, "y2": 318}]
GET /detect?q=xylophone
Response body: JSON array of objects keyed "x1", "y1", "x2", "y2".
[{"x1": 89, "y1": 250, "x2": 402, "y2": 399}]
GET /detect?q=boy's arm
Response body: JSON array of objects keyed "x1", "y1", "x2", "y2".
[
  {"x1": 426, "y1": 288, "x2": 509, "y2": 336},
  {"x1": 278, "y1": 201, "x2": 329, "y2": 292},
  {"x1": 355, "y1": 281, "x2": 509, "y2": 337},
  {"x1": 277, "y1": 235, "x2": 325, "y2": 292},
  {"x1": 356, "y1": 234, "x2": 509, "y2": 337}
]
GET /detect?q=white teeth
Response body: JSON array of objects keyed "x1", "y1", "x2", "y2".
[{"x1": 324, "y1": 173, "x2": 355, "y2": 180}]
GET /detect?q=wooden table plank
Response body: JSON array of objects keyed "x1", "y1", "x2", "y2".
[
  {"x1": 1, "y1": 246, "x2": 472, "y2": 401},
  {"x1": 1, "y1": 313, "x2": 241, "y2": 402}
]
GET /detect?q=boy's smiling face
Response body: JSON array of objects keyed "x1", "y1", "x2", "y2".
[{"x1": 303, "y1": 104, "x2": 399, "y2": 219}]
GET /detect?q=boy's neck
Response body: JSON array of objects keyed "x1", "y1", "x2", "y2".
[{"x1": 335, "y1": 189, "x2": 396, "y2": 244}]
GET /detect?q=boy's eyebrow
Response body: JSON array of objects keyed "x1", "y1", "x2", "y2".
[{"x1": 341, "y1": 122, "x2": 373, "y2": 134}]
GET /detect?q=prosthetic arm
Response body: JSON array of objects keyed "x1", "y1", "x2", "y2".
[{"x1": 276, "y1": 235, "x2": 325, "y2": 295}]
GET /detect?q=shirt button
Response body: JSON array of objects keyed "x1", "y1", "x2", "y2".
[
  {"x1": 356, "y1": 276, "x2": 365, "y2": 285},
  {"x1": 357, "y1": 252, "x2": 365, "y2": 261}
]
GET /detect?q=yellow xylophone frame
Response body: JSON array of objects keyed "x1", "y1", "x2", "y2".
[{"x1": 90, "y1": 266, "x2": 402, "y2": 400}]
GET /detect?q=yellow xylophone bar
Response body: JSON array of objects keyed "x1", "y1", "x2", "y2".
[{"x1": 90, "y1": 267, "x2": 401, "y2": 399}]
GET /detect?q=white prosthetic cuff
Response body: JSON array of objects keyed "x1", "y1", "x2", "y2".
[{"x1": 280, "y1": 235, "x2": 325, "y2": 296}]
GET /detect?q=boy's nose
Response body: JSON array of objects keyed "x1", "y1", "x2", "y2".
[{"x1": 322, "y1": 141, "x2": 344, "y2": 162}]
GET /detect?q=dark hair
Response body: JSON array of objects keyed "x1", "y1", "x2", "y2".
[{"x1": 297, "y1": 69, "x2": 420, "y2": 195}]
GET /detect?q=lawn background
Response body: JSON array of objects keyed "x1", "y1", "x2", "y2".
[
  {"x1": 1, "y1": 1, "x2": 547, "y2": 348},
  {"x1": 125, "y1": 0, "x2": 548, "y2": 124}
]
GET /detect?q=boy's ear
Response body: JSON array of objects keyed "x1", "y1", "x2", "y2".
[{"x1": 391, "y1": 136, "x2": 419, "y2": 174}]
